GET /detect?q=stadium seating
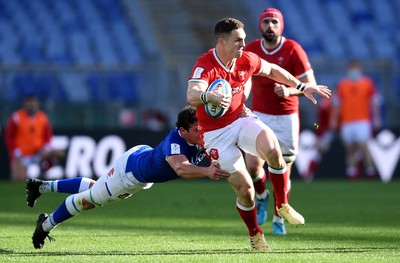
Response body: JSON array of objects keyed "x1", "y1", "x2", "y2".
[
  {"x1": 249, "y1": 0, "x2": 400, "y2": 62},
  {"x1": 87, "y1": 73, "x2": 139, "y2": 104},
  {"x1": 0, "y1": 0, "x2": 398, "y2": 129},
  {"x1": 0, "y1": 0, "x2": 143, "y2": 103}
]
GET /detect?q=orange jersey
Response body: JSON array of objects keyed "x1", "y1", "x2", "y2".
[
  {"x1": 5, "y1": 109, "x2": 52, "y2": 157},
  {"x1": 336, "y1": 76, "x2": 376, "y2": 124}
]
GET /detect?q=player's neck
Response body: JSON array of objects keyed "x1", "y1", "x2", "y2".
[
  {"x1": 215, "y1": 48, "x2": 236, "y2": 69},
  {"x1": 262, "y1": 36, "x2": 282, "y2": 51}
]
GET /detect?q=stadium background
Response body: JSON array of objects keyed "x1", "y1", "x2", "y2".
[{"x1": 0, "y1": 0, "x2": 399, "y2": 180}]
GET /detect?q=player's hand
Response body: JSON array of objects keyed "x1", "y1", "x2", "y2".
[
  {"x1": 208, "y1": 91, "x2": 232, "y2": 109},
  {"x1": 303, "y1": 85, "x2": 331, "y2": 104},
  {"x1": 274, "y1": 83, "x2": 291, "y2": 97},
  {"x1": 207, "y1": 162, "x2": 230, "y2": 180}
]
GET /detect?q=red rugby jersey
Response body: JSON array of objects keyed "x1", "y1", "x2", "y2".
[
  {"x1": 245, "y1": 37, "x2": 313, "y2": 115},
  {"x1": 189, "y1": 48, "x2": 262, "y2": 132}
]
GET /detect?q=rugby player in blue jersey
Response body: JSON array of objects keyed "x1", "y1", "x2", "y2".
[{"x1": 26, "y1": 106, "x2": 230, "y2": 249}]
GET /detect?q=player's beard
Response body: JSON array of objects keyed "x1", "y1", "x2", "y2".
[{"x1": 262, "y1": 33, "x2": 279, "y2": 44}]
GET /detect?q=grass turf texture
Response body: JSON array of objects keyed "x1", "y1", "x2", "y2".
[{"x1": 0, "y1": 179, "x2": 399, "y2": 262}]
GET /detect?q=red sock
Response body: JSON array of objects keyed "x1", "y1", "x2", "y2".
[
  {"x1": 273, "y1": 191, "x2": 279, "y2": 216},
  {"x1": 268, "y1": 166, "x2": 288, "y2": 209},
  {"x1": 236, "y1": 202, "x2": 262, "y2": 236},
  {"x1": 306, "y1": 159, "x2": 318, "y2": 176},
  {"x1": 253, "y1": 171, "x2": 266, "y2": 195}
]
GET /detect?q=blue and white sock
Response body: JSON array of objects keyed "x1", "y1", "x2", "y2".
[
  {"x1": 40, "y1": 177, "x2": 92, "y2": 194},
  {"x1": 58, "y1": 177, "x2": 92, "y2": 194},
  {"x1": 42, "y1": 195, "x2": 83, "y2": 232}
]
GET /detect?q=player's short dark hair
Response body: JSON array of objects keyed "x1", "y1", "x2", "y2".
[
  {"x1": 214, "y1": 18, "x2": 244, "y2": 39},
  {"x1": 176, "y1": 105, "x2": 197, "y2": 131}
]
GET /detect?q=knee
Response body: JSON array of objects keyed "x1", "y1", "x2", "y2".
[
  {"x1": 236, "y1": 184, "x2": 254, "y2": 203},
  {"x1": 246, "y1": 159, "x2": 262, "y2": 177},
  {"x1": 264, "y1": 148, "x2": 283, "y2": 168},
  {"x1": 247, "y1": 166, "x2": 260, "y2": 178},
  {"x1": 89, "y1": 180, "x2": 96, "y2": 188},
  {"x1": 82, "y1": 198, "x2": 95, "y2": 210}
]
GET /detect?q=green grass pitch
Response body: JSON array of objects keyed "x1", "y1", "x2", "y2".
[{"x1": 1, "y1": 179, "x2": 399, "y2": 262}]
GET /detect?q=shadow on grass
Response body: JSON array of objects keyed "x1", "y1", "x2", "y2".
[{"x1": 1, "y1": 246, "x2": 396, "y2": 257}]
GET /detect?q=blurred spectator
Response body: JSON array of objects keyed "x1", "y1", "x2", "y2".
[
  {"x1": 330, "y1": 60, "x2": 381, "y2": 180},
  {"x1": 142, "y1": 109, "x2": 168, "y2": 131},
  {"x1": 303, "y1": 96, "x2": 334, "y2": 181},
  {"x1": 118, "y1": 108, "x2": 137, "y2": 128},
  {"x1": 4, "y1": 94, "x2": 65, "y2": 181}
]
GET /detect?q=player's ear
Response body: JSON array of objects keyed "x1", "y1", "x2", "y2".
[
  {"x1": 178, "y1": 126, "x2": 188, "y2": 134},
  {"x1": 217, "y1": 36, "x2": 226, "y2": 46}
]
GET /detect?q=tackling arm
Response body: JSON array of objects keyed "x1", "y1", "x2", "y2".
[{"x1": 166, "y1": 154, "x2": 230, "y2": 180}]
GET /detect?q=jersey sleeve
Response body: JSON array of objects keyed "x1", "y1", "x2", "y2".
[
  {"x1": 291, "y1": 42, "x2": 313, "y2": 78},
  {"x1": 189, "y1": 53, "x2": 213, "y2": 85},
  {"x1": 245, "y1": 51, "x2": 263, "y2": 75},
  {"x1": 162, "y1": 131, "x2": 188, "y2": 158}
]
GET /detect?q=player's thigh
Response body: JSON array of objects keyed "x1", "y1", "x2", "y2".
[
  {"x1": 237, "y1": 117, "x2": 282, "y2": 164},
  {"x1": 254, "y1": 111, "x2": 299, "y2": 156},
  {"x1": 353, "y1": 121, "x2": 372, "y2": 142},
  {"x1": 236, "y1": 115, "x2": 269, "y2": 156},
  {"x1": 340, "y1": 122, "x2": 369, "y2": 144},
  {"x1": 203, "y1": 126, "x2": 244, "y2": 173},
  {"x1": 88, "y1": 172, "x2": 142, "y2": 206},
  {"x1": 89, "y1": 150, "x2": 149, "y2": 205},
  {"x1": 244, "y1": 151, "x2": 265, "y2": 175}
]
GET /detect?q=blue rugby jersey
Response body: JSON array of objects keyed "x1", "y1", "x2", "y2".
[{"x1": 125, "y1": 128, "x2": 204, "y2": 183}]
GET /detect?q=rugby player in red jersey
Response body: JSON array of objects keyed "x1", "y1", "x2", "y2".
[
  {"x1": 244, "y1": 8, "x2": 318, "y2": 235},
  {"x1": 187, "y1": 17, "x2": 330, "y2": 250}
]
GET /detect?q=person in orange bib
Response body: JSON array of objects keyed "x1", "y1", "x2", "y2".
[
  {"x1": 330, "y1": 60, "x2": 381, "y2": 180},
  {"x1": 5, "y1": 94, "x2": 64, "y2": 181}
]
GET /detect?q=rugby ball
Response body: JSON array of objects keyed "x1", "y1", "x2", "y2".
[{"x1": 205, "y1": 79, "x2": 232, "y2": 118}]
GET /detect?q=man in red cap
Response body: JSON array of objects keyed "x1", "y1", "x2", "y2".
[{"x1": 244, "y1": 8, "x2": 318, "y2": 235}]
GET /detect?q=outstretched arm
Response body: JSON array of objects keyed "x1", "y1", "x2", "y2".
[
  {"x1": 166, "y1": 154, "x2": 230, "y2": 180},
  {"x1": 259, "y1": 59, "x2": 331, "y2": 104}
]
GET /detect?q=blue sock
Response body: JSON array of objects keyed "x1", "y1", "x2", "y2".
[
  {"x1": 43, "y1": 200, "x2": 75, "y2": 232},
  {"x1": 52, "y1": 200, "x2": 74, "y2": 225},
  {"x1": 58, "y1": 178, "x2": 84, "y2": 194}
]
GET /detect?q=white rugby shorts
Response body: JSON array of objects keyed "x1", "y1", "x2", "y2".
[
  {"x1": 20, "y1": 153, "x2": 41, "y2": 166},
  {"x1": 203, "y1": 115, "x2": 268, "y2": 173},
  {"x1": 340, "y1": 120, "x2": 372, "y2": 144},
  {"x1": 88, "y1": 145, "x2": 153, "y2": 206},
  {"x1": 253, "y1": 111, "x2": 299, "y2": 157}
]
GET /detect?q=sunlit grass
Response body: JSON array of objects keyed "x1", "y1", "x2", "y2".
[{"x1": 0, "y1": 179, "x2": 399, "y2": 262}]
